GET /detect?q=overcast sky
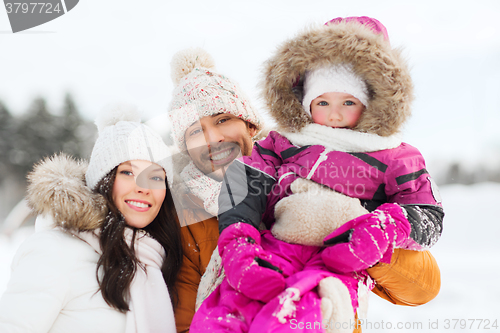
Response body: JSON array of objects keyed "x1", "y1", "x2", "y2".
[{"x1": 1, "y1": 0, "x2": 499, "y2": 165}]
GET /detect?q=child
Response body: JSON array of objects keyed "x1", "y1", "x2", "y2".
[
  {"x1": 193, "y1": 17, "x2": 444, "y2": 333},
  {"x1": 0, "y1": 105, "x2": 182, "y2": 332}
]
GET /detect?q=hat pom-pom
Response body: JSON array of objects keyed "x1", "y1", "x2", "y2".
[
  {"x1": 170, "y1": 47, "x2": 216, "y2": 86},
  {"x1": 95, "y1": 102, "x2": 141, "y2": 133}
]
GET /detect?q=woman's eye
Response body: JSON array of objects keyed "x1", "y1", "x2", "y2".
[
  {"x1": 189, "y1": 128, "x2": 202, "y2": 136},
  {"x1": 150, "y1": 176, "x2": 165, "y2": 182},
  {"x1": 318, "y1": 101, "x2": 329, "y2": 106},
  {"x1": 217, "y1": 118, "x2": 228, "y2": 125}
]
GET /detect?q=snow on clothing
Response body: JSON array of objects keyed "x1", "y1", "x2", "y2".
[
  {"x1": 175, "y1": 160, "x2": 442, "y2": 333},
  {"x1": 217, "y1": 16, "x2": 444, "y2": 254},
  {"x1": 192, "y1": 18, "x2": 444, "y2": 332},
  {"x1": 193, "y1": 249, "x2": 442, "y2": 332},
  {"x1": 175, "y1": 149, "x2": 367, "y2": 332},
  {"x1": 244, "y1": 16, "x2": 443, "y2": 252},
  {"x1": 192, "y1": 223, "x2": 369, "y2": 333},
  {"x1": 192, "y1": 126, "x2": 442, "y2": 332},
  {"x1": 0, "y1": 155, "x2": 176, "y2": 333},
  {"x1": 220, "y1": 126, "x2": 443, "y2": 248},
  {"x1": 173, "y1": 150, "x2": 441, "y2": 333}
]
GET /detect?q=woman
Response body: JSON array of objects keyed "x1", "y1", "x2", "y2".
[{"x1": 0, "y1": 104, "x2": 182, "y2": 332}]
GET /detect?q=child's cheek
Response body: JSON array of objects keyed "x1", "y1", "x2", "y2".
[{"x1": 311, "y1": 110, "x2": 324, "y2": 126}]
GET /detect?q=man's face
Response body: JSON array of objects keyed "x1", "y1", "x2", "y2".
[{"x1": 184, "y1": 113, "x2": 257, "y2": 181}]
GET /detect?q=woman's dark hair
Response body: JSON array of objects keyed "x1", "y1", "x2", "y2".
[{"x1": 95, "y1": 166, "x2": 183, "y2": 312}]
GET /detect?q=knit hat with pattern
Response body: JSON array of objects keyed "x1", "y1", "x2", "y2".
[
  {"x1": 168, "y1": 48, "x2": 264, "y2": 150},
  {"x1": 85, "y1": 103, "x2": 173, "y2": 189}
]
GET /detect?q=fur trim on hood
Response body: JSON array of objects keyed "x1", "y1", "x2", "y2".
[
  {"x1": 261, "y1": 19, "x2": 413, "y2": 136},
  {"x1": 26, "y1": 154, "x2": 107, "y2": 231}
]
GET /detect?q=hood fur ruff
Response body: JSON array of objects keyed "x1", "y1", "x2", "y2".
[
  {"x1": 26, "y1": 154, "x2": 107, "y2": 231},
  {"x1": 261, "y1": 20, "x2": 414, "y2": 136}
]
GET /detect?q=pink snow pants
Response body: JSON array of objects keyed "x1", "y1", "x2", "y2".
[{"x1": 191, "y1": 231, "x2": 361, "y2": 333}]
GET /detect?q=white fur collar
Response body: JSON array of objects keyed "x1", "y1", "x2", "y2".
[{"x1": 280, "y1": 123, "x2": 402, "y2": 153}]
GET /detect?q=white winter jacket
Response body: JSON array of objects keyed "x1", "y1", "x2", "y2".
[
  {"x1": 0, "y1": 154, "x2": 171, "y2": 333},
  {"x1": 0, "y1": 155, "x2": 180, "y2": 333},
  {"x1": 0, "y1": 219, "x2": 126, "y2": 333}
]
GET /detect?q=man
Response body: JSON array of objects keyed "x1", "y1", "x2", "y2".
[
  {"x1": 167, "y1": 48, "x2": 265, "y2": 333},
  {"x1": 168, "y1": 48, "x2": 441, "y2": 333}
]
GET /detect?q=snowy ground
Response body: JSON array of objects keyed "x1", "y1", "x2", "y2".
[{"x1": 1, "y1": 183, "x2": 499, "y2": 332}]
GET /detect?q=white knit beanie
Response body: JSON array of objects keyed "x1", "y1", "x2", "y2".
[
  {"x1": 302, "y1": 64, "x2": 370, "y2": 117},
  {"x1": 168, "y1": 47, "x2": 264, "y2": 151},
  {"x1": 85, "y1": 103, "x2": 173, "y2": 190}
]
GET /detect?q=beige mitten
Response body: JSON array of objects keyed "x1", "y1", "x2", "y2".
[
  {"x1": 318, "y1": 277, "x2": 355, "y2": 333},
  {"x1": 272, "y1": 178, "x2": 368, "y2": 246}
]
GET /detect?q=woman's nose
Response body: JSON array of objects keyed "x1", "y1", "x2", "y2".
[{"x1": 134, "y1": 178, "x2": 151, "y2": 194}]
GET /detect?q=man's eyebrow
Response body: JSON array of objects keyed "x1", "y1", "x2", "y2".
[{"x1": 210, "y1": 113, "x2": 225, "y2": 118}]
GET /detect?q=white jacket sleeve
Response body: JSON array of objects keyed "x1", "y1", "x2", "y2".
[{"x1": 0, "y1": 230, "x2": 71, "y2": 333}]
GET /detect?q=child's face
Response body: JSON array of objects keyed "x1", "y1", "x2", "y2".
[{"x1": 310, "y1": 92, "x2": 365, "y2": 129}]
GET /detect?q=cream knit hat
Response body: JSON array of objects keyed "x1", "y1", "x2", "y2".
[
  {"x1": 85, "y1": 103, "x2": 173, "y2": 189},
  {"x1": 168, "y1": 48, "x2": 264, "y2": 150},
  {"x1": 302, "y1": 63, "x2": 370, "y2": 117}
]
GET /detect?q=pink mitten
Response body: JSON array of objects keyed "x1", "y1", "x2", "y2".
[
  {"x1": 219, "y1": 223, "x2": 286, "y2": 303},
  {"x1": 322, "y1": 203, "x2": 411, "y2": 273}
]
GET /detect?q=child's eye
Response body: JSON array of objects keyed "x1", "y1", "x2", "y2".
[
  {"x1": 318, "y1": 101, "x2": 329, "y2": 106},
  {"x1": 344, "y1": 101, "x2": 355, "y2": 106},
  {"x1": 120, "y1": 170, "x2": 133, "y2": 176},
  {"x1": 150, "y1": 176, "x2": 165, "y2": 182}
]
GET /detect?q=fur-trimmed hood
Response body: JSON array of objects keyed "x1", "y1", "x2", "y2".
[
  {"x1": 26, "y1": 154, "x2": 107, "y2": 232},
  {"x1": 261, "y1": 18, "x2": 413, "y2": 136}
]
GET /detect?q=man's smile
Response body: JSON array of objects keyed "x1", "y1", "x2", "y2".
[{"x1": 208, "y1": 146, "x2": 238, "y2": 166}]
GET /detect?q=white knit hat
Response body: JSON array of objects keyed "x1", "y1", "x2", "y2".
[
  {"x1": 302, "y1": 64, "x2": 370, "y2": 116},
  {"x1": 85, "y1": 103, "x2": 173, "y2": 189},
  {"x1": 168, "y1": 48, "x2": 264, "y2": 150}
]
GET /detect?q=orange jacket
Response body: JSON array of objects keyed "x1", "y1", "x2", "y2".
[
  {"x1": 175, "y1": 194, "x2": 219, "y2": 333},
  {"x1": 174, "y1": 195, "x2": 441, "y2": 333}
]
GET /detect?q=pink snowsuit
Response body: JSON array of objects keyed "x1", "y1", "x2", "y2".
[
  {"x1": 192, "y1": 227, "x2": 365, "y2": 333},
  {"x1": 191, "y1": 130, "x2": 443, "y2": 332}
]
